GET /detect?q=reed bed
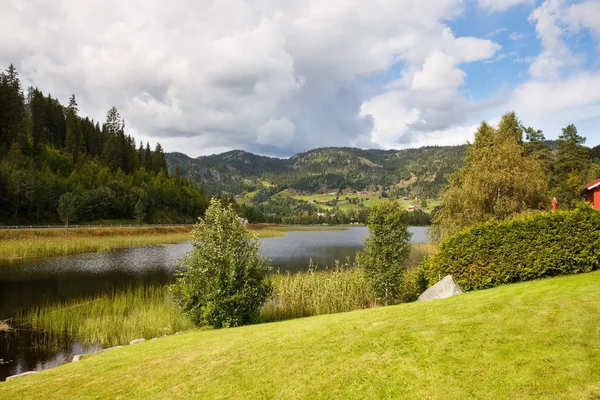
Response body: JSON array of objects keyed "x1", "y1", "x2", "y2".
[
  {"x1": 17, "y1": 285, "x2": 194, "y2": 347},
  {"x1": 260, "y1": 243, "x2": 438, "y2": 322},
  {"x1": 404, "y1": 242, "x2": 438, "y2": 267},
  {"x1": 14, "y1": 243, "x2": 439, "y2": 347},
  {"x1": 260, "y1": 260, "x2": 378, "y2": 322},
  {"x1": 0, "y1": 233, "x2": 192, "y2": 259},
  {"x1": 0, "y1": 225, "x2": 192, "y2": 240}
]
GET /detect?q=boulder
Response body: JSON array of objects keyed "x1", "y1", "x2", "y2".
[
  {"x1": 129, "y1": 338, "x2": 145, "y2": 345},
  {"x1": 417, "y1": 275, "x2": 463, "y2": 302}
]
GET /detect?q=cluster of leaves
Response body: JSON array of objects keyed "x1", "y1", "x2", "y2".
[
  {"x1": 171, "y1": 199, "x2": 272, "y2": 328},
  {"x1": 0, "y1": 63, "x2": 209, "y2": 224},
  {"x1": 424, "y1": 206, "x2": 600, "y2": 291}
]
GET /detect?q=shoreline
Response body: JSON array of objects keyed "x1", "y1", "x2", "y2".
[{"x1": 0, "y1": 225, "x2": 353, "y2": 260}]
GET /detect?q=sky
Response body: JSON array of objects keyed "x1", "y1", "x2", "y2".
[{"x1": 1, "y1": 0, "x2": 599, "y2": 158}]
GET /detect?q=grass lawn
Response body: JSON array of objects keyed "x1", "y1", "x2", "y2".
[{"x1": 2, "y1": 271, "x2": 599, "y2": 399}]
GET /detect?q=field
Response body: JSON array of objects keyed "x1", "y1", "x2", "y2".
[
  {"x1": 270, "y1": 189, "x2": 441, "y2": 212},
  {"x1": 2, "y1": 271, "x2": 599, "y2": 398}
]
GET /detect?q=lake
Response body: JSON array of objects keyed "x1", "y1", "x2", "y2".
[{"x1": 0, "y1": 226, "x2": 429, "y2": 380}]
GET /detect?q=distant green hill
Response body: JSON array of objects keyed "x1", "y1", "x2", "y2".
[{"x1": 166, "y1": 146, "x2": 466, "y2": 199}]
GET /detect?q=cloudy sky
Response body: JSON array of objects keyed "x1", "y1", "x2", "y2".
[{"x1": 2, "y1": 0, "x2": 599, "y2": 157}]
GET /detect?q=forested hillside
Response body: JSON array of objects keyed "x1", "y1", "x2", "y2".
[
  {"x1": 0, "y1": 64, "x2": 209, "y2": 224},
  {"x1": 166, "y1": 146, "x2": 466, "y2": 199}
]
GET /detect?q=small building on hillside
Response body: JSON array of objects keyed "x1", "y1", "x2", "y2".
[{"x1": 581, "y1": 178, "x2": 600, "y2": 210}]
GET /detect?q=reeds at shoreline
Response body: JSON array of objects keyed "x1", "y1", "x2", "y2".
[
  {"x1": 17, "y1": 285, "x2": 195, "y2": 347},
  {"x1": 14, "y1": 244, "x2": 438, "y2": 348}
]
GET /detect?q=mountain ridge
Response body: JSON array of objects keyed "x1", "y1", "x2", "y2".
[{"x1": 166, "y1": 145, "x2": 467, "y2": 198}]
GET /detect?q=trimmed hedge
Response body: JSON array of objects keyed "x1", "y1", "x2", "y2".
[{"x1": 424, "y1": 207, "x2": 600, "y2": 291}]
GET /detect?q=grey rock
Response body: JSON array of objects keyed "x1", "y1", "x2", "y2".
[
  {"x1": 129, "y1": 338, "x2": 146, "y2": 345},
  {"x1": 72, "y1": 354, "x2": 83, "y2": 362},
  {"x1": 417, "y1": 275, "x2": 463, "y2": 302},
  {"x1": 6, "y1": 371, "x2": 39, "y2": 381}
]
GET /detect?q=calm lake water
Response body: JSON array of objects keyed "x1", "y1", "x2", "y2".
[{"x1": 0, "y1": 226, "x2": 429, "y2": 380}]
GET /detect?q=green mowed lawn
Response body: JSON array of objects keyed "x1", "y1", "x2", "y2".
[{"x1": 3, "y1": 271, "x2": 599, "y2": 399}]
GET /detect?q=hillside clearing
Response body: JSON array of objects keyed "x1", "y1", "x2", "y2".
[{"x1": 2, "y1": 271, "x2": 599, "y2": 399}]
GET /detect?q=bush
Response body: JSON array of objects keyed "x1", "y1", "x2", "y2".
[
  {"x1": 398, "y1": 264, "x2": 430, "y2": 303},
  {"x1": 361, "y1": 200, "x2": 412, "y2": 304},
  {"x1": 171, "y1": 199, "x2": 272, "y2": 328},
  {"x1": 424, "y1": 207, "x2": 600, "y2": 291}
]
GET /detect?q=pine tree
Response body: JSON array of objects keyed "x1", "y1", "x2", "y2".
[
  {"x1": 153, "y1": 143, "x2": 168, "y2": 175},
  {"x1": 0, "y1": 64, "x2": 25, "y2": 151},
  {"x1": 144, "y1": 142, "x2": 153, "y2": 171},
  {"x1": 30, "y1": 89, "x2": 46, "y2": 155},
  {"x1": 65, "y1": 94, "x2": 80, "y2": 160},
  {"x1": 101, "y1": 107, "x2": 124, "y2": 171},
  {"x1": 554, "y1": 124, "x2": 589, "y2": 208},
  {"x1": 556, "y1": 124, "x2": 588, "y2": 175}
]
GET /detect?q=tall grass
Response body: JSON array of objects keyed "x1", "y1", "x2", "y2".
[
  {"x1": 17, "y1": 285, "x2": 195, "y2": 347},
  {"x1": 15, "y1": 244, "x2": 439, "y2": 347},
  {"x1": 260, "y1": 243, "x2": 438, "y2": 322},
  {"x1": 0, "y1": 226, "x2": 192, "y2": 240},
  {"x1": 260, "y1": 260, "x2": 378, "y2": 322},
  {"x1": 0, "y1": 233, "x2": 192, "y2": 259}
]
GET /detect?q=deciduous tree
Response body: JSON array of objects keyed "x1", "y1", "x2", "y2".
[
  {"x1": 431, "y1": 112, "x2": 548, "y2": 240},
  {"x1": 360, "y1": 200, "x2": 412, "y2": 304},
  {"x1": 171, "y1": 199, "x2": 271, "y2": 328}
]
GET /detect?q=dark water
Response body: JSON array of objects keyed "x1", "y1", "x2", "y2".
[{"x1": 0, "y1": 226, "x2": 429, "y2": 380}]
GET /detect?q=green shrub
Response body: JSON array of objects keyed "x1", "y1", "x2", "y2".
[
  {"x1": 398, "y1": 264, "x2": 430, "y2": 303},
  {"x1": 424, "y1": 207, "x2": 600, "y2": 291},
  {"x1": 171, "y1": 199, "x2": 272, "y2": 328},
  {"x1": 361, "y1": 200, "x2": 412, "y2": 304}
]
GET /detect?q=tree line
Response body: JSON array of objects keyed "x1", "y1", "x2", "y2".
[
  {"x1": 0, "y1": 63, "x2": 209, "y2": 224},
  {"x1": 431, "y1": 112, "x2": 600, "y2": 239}
]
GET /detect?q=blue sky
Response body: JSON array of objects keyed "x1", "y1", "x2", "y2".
[{"x1": 2, "y1": 0, "x2": 600, "y2": 156}]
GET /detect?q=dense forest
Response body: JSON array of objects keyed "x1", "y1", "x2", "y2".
[{"x1": 0, "y1": 64, "x2": 209, "y2": 224}]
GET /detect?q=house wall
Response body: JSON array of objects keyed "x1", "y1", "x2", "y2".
[{"x1": 594, "y1": 189, "x2": 600, "y2": 210}]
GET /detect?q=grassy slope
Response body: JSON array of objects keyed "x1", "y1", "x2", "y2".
[{"x1": 2, "y1": 271, "x2": 599, "y2": 399}]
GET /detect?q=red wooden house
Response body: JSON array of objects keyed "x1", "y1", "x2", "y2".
[{"x1": 581, "y1": 178, "x2": 600, "y2": 210}]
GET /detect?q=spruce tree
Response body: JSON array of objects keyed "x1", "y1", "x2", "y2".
[
  {"x1": 65, "y1": 94, "x2": 80, "y2": 160},
  {"x1": 554, "y1": 124, "x2": 589, "y2": 208},
  {"x1": 30, "y1": 89, "x2": 46, "y2": 155}
]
